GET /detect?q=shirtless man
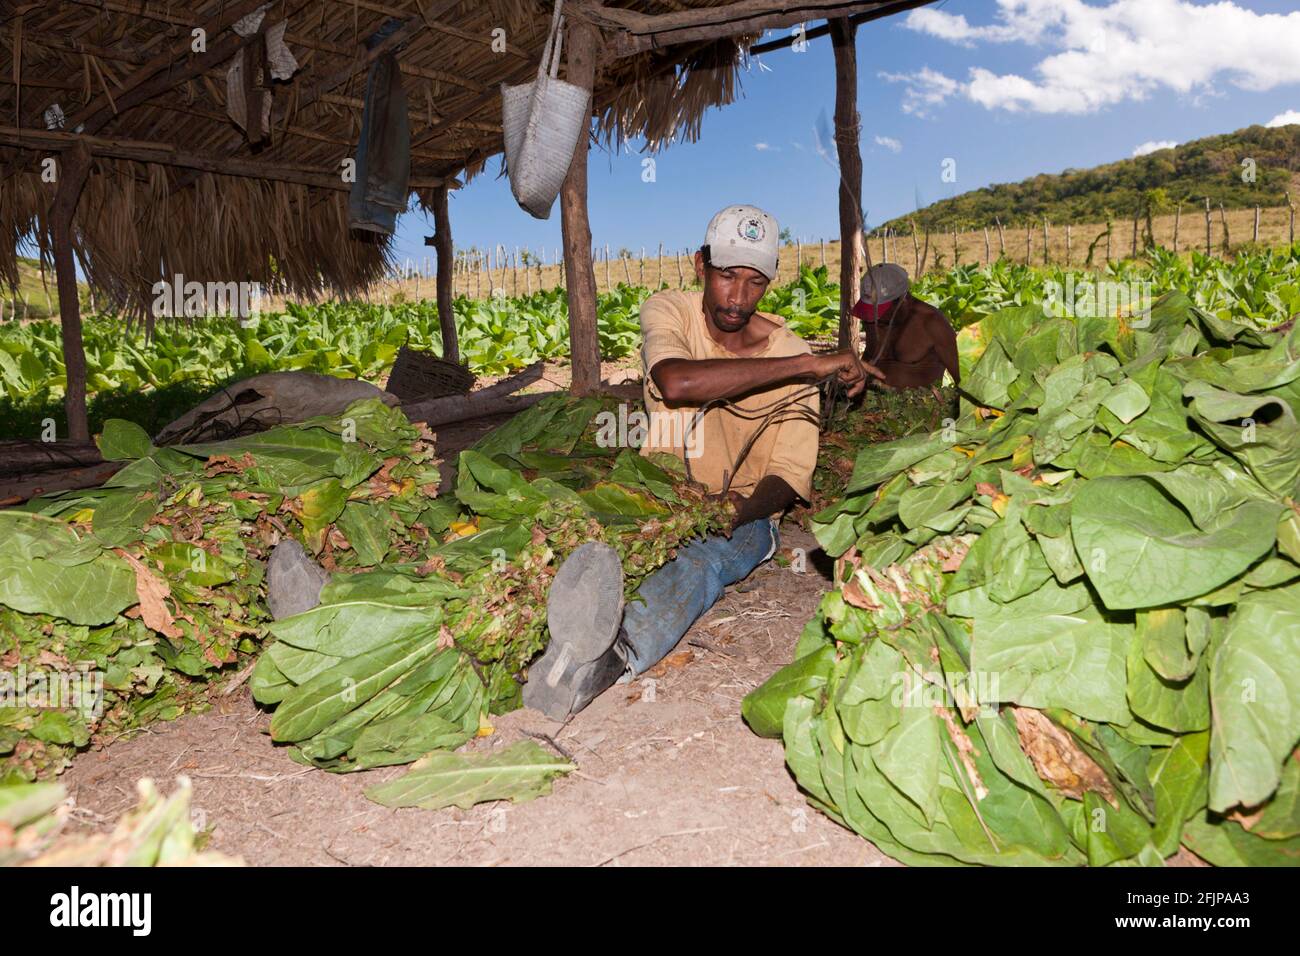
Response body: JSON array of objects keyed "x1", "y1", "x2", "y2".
[{"x1": 853, "y1": 263, "x2": 960, "y2": 389}]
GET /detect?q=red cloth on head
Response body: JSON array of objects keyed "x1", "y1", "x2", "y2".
[{"x1": 852, "y1": 297, "x2": 897, "y2": 322}]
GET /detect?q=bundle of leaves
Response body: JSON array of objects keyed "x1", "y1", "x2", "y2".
[
  {"x1": 252, "y1": 395, "x2": 733, "y2": 785},
  {"x1": 1, "y1": 399, "x2": 442, "y2": 783},
  {"x1": 744, "y1": 291, "x2": 1300, "y2": 866}
]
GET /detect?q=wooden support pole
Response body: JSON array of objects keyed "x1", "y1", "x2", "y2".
[
  {"x1": 995, "y1": 217, "x2": 1005, "y2": 256},
  {"x1": 560, "y1": 18, "x2": 600, "y2": 397},
  {"x1": 1289, "y1": 194, "x2": 1296, "y2": 246},
  {"x1": 1106, "y1": 220, "x2": 1113, "y2": 262},
  {"x1": 676, "y1": 249, "x2": 684, "y2": 288},
  {"x1": 657, "y1": 242, "x2": 664, "y2": 289},
  {"x1": 431, "y1": 184, "x2": 458, "y2": 362},
  {"x1": 1204, "y1": 198, "x2": 1212, "y2": 255},
  {"x1": 1025, "y1": 222, "x2": 1032, "y2": 265},
  {"x1": 1218, "y1": 203, "x2": 1230, "y2": 254},
  {"x1": 820, "y1": 238, "x2": 826, "y2": 268},
  {"x1": 51, "y1": 142, "x2": 93, "y2": 443},
  {"x1": 983, "y1": 226, "x2": 991, "y2": 265},
  {"x1": 830, "y1": 17, "x2": 863, "y2": 354},
  {"x1": 911, "y1": 222, "x2": 920, "y2": 274},
  {"x1": 952, "y1": 229, "x2": 959, "y2": 265},
  {"x1": 1042, "y1": 218, "x2": 1049, "y2": 265}
]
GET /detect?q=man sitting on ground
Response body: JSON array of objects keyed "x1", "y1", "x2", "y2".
[
  {"x1": 522, "y1": 204, "x2": 881, "y2": 720},
  {"x1": 853, "y1": 263, "x2": 960, "y2": 389}
]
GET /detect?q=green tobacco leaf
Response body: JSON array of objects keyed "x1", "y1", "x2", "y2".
[
  {"x1": 1208, "y1": 581, "x2": 1300, "y2": 812},
  {"x1": 364, "y1": 740, "x2": 574, "y2": 810},
  {"x1": 1071, "y1": 476, "x2": 1279, "y2": 610},
  {"x1": 335, "y1": 501, "x2": 395, "y2": 566},
  {"x1": 961, "y1": 580, "x2": 1130, "y2": 724},
  {"x1": 350, "y1": 712, "x2": 474, "y2": 770},
  {"x1": 270, "y1": 638, "x2": 439, "y2": 743},
  {"x1": 0, "y1": 514, "x2": 136, "y2": 625},
  {"x1": 742, "y1": 645, "x2": 834, "y2": 738},
  {"x1": 1127, "y1": 626, "x2": 1210, "y2": 733},
  {"x1": 90, "y1": 490, "x2": 159, "y2": 548},
  {"x1": 97, "y1": 419, "x2": 154, "y2": 460},
  {"x1": 1149, "y1": 731, "x2": 1209, "y2": 858}
]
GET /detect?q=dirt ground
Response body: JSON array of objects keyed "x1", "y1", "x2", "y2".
[
  {"x1": 60, "y1": 520, "x2": 893, "y2": 867},
  {"x1": 55, "y1": 366, "x2": 894, "y2": 867}
]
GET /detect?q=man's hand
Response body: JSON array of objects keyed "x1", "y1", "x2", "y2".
[
  {"x1": 807, "y1": 349, "x2": 884, "y2": 398},
  {"x1": 717, "y1": 476, "x2": 799, "y2": 530}
]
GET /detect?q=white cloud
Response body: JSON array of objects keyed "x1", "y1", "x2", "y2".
[
  {"x1": 895, "y1": 0, "x2": 1300, "y2": 115},
  {"x1": 1266, "y1": 109, "x2": 1300, "y2": 127},
  {"x1": 754, "y1": 142, "x2": 778, "y2": 151},
  {"x1": 874, "y1": 135, "x2": 903, "y2": 153},
  {"x1": 879, "y1": 67, "x2": 960, "y2": 116},
  {"x1": 1132, "y1": 139, "x2": 1178, "y2": 156}
]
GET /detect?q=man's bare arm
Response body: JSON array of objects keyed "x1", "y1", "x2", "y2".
[
  {"x1": 652, "y1": 350, "x2": 881, "y2": 405},
  {"x1": 730, "y1": 475, "x2": 799, "y2": 528},
  {"x1": 928, "y1": 313, "x2": 962, "y2": 385}
]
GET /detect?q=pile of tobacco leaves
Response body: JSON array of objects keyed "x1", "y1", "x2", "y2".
[
  {"x1": 1, "y1": 394, "x2": 730, "y2": 804},
  {"x1": 745, "y1": 292, "x2": 1300, "y2": 866}
]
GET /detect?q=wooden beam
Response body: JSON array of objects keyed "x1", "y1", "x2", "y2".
[
  {"x1": 559, "y1": 18, "x2": 600, "y2": 397},
  {"x1": 830, "y1": 17, "x2": 863, "y2": 355},
  {"x1": 431, "y1": 183, "x2": 458, "y2": 364},
  {"x1": 579, "y1": 0, "x2": 913, "y2": 57},
  {"x1": 0, "y1": 127, "x2": 451, "y2": 189},
  {"x1": 50, "y1": 141, "x2": 93, "y2": 443},
  {"x1": 748, "y1": 0, "x2": 935, "y2": 54}
]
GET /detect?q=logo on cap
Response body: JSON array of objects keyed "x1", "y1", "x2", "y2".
[{"x1": 738, "y1": 216, "x2": 765, "y2": 242}]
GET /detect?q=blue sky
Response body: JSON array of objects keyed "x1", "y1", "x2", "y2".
[{"x1": 388, "y1": 0, "x2": 1300, "y2": 270}]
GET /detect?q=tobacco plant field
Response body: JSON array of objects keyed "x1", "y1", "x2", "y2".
[{"x1": 1, "y1": 249, "x2": 1297, "y2": 439}]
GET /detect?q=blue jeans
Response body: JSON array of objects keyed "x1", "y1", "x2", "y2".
[{"x1": 620, "y1": 518, "x2": 780, "y2": 676}]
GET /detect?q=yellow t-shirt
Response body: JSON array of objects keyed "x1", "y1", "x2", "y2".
[{"x1": 638, "y1": 289, "x2": 819, "y2": 502}]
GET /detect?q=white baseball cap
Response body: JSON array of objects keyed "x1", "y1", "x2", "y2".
[{"x1": 703, "y1": 205, "x2": 779, "y2": 280}]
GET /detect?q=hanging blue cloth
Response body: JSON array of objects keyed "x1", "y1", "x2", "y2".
[{"x1": 348, "y1": 19, "x2": 411, "y2": 235}]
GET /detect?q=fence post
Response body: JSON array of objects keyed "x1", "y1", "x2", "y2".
[
  {"x1": 911, "y1": 221, "x2": 920, "y2": 275},
  {"x1": 1254, "y1": 205, "x2": 1260, "y2": 244},
  {"x1": 1025, "y1": 222, "x2": 1032, "y2": 265},
  {"x1": 604, "y1": 243, "x2": 611, "y2": 291},
  {"x1": 1042, "y1": 218, "x2": 1049, "y2": 265},
  {"x1": 796, "y1": 238, "x2": 802, "y2": 269},
  {"x1": 1065, "y1": 223, "x2": 1071, "y2": 265},
  {"x1": 820, "y1": 238, "x2": 826, "y2": 267},
  {"x1": 1204, "y1": 198, "x2": 1212, "y2": 254},
  {"x1": 639, "y1": 246, "x2": 645, "y2": 286},
  {"x1": 1218, "y1": 203, "x2": 1231, "y2": 254},
  {"x1": 881, "y1": 230, "x2": 888, "y2": 264},
  {"x1": 952, "y1": 229, "x2": 959, "y2": 265},
  {"x1": 995, "y1": 217, "x2": 1006, "y2": 256},
  {"x1": 1289, "y1": 194, "x2": 1296, "y2": 246},
  {"x1": 657, "y1": 242, "x2": 664, "y2": 289},
  {"x1": 983, "y1": 226, "x2": 991, "y2": 265},
  {"x1": 1106, "y1": 220, "x2": 1113, "y2": 262}
]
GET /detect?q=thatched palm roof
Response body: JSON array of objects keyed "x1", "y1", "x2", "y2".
[{"x1": 0, "y1": 0, "x2": 767, "y2": 310}]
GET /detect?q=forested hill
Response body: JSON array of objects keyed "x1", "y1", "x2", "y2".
[{"x1": 876, "y1": 123, "x2": 1300, "y2": 234}]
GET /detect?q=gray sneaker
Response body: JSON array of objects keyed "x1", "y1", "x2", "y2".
[
  {"x1": 266, "y1": 539, "x2": 329, "y2": 620},
  {"x1": 522, "y1": 542, "x2": 627, "y2": 721}
]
